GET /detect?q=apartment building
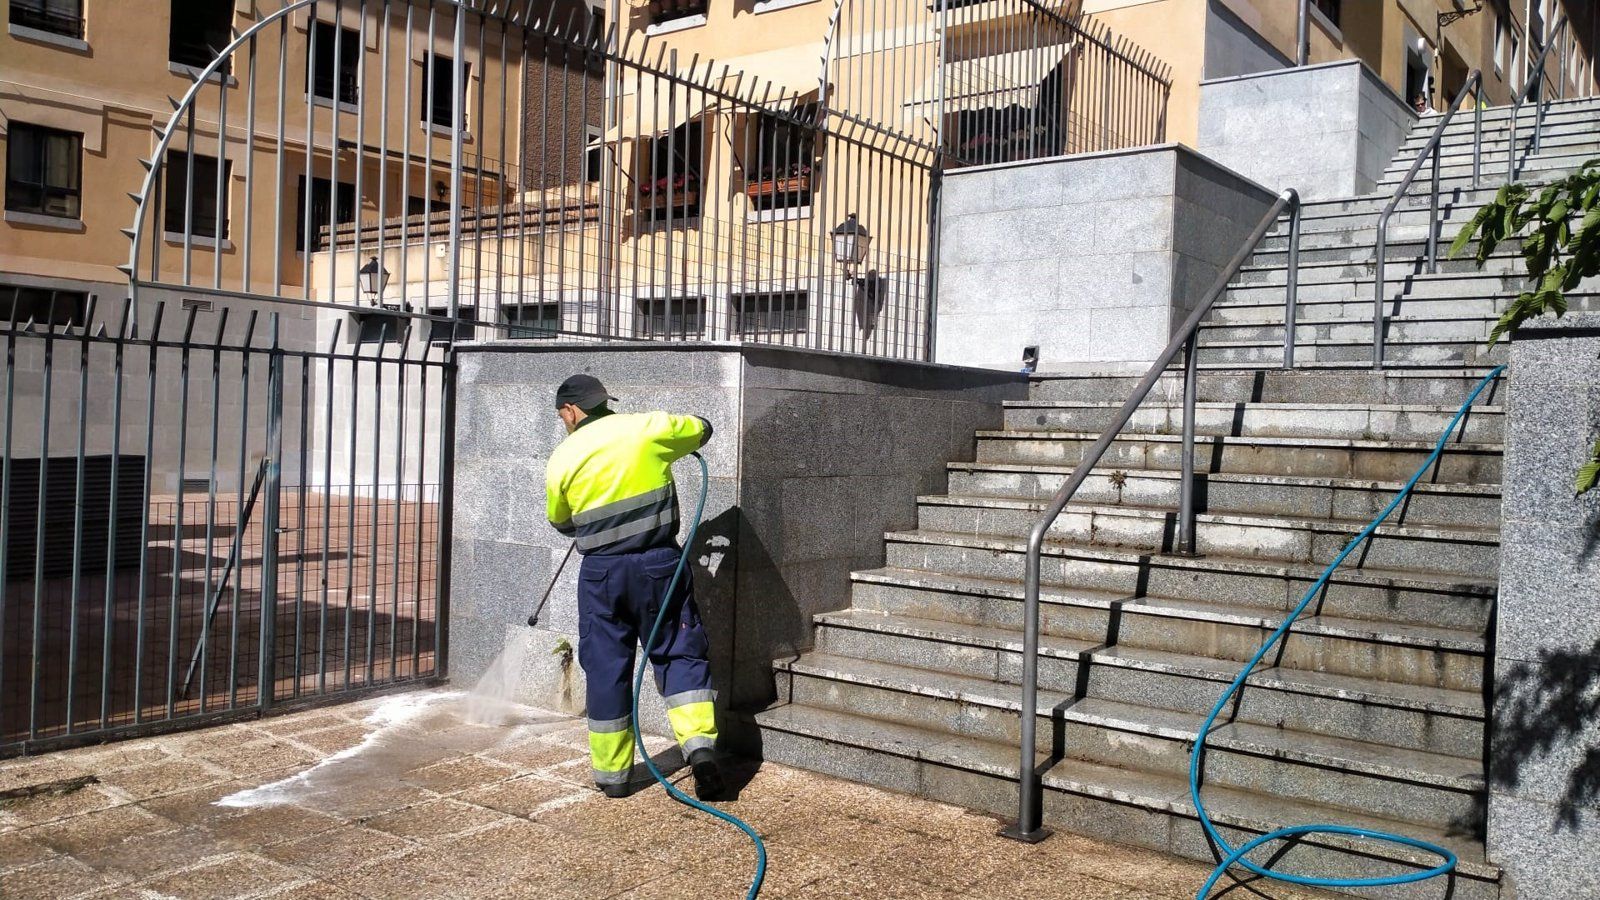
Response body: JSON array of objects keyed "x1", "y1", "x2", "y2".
[{"x1": 1, "y1": 0, "x2": 541, "y2": 319}]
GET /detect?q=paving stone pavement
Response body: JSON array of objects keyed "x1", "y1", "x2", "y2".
[{"x1": 0, "y1": 688, "x2": 1340, "y2": 899}]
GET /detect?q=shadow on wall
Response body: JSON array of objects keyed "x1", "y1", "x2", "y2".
[{"x1": 1490, "y1": 635, "x2": 1600, "y2": 831}]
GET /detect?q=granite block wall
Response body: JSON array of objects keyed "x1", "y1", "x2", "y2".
[
  {"x1": 936, "y1": 144, "x2": 1275, "y2": 374},
  {"x1": 1198, "y1": 59, "x2": 1413, "y2": 200},
  {"x1": 1490, "y1": 316, "x2": 1600, "y2": 899},
  {"x1": 448, "y1": 342, "x2": 1025, "y2": 751}
]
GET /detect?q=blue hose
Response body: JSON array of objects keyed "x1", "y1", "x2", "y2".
[
  {"x1": 1190, "y1": 365, "x2": 1505, "y2": 899},
  {"x1": 631, "y1": 451, "x2": 767, "y2": 900}
]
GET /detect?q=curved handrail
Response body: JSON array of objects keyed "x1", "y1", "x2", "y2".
[
  {"x1": 1370, "y1": 69, "x2": 1482, "y2": 370},
  {"x1": 1507, "y1": 14, "x2": 1570, "y2": 183},
  {"x1": 1189, "y1": 365, "x2": 1503, "y2": 898},
  {"x1": 1001, "y1": 187, "x2": 1301, "y2": 842}
]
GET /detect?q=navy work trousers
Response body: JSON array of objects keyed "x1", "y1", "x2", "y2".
[{"x1": 577, "y1": 544, "x2": 717, "y2": 784}]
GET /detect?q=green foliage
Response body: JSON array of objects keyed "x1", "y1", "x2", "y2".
[
  {"x1": 1578, "y1": 441, "x2": 1600, "y2": 496},
  {"x1": 1452, "y1": 160, "x2": 1600, "y2": 496},
  {"x1": 1449, "y1": 160, "x2": 1600, "y2": 346},
  {"x1": 551, "y1": 636, "x2": 574, "y2": 668}
]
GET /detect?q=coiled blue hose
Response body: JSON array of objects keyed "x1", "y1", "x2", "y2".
[
  {"x1": 631, "y1": 451, "x2": 767, "y2": 900},
  {"x1": 1191, "y1": 365, "x2": 1505, "y2": 899}
]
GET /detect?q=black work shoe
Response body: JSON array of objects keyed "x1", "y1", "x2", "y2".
[
  {"x1": 599, "y1": 782, "x2": 630, "y2": 799},
  {"x1": 689, "y1": 748, "x2": 726, "y2": 801}
]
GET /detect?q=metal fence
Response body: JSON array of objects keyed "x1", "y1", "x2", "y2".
[
  {"x1": 124, "y1": 0, "x2": 944, "y2": 361},
  {"x1": 0, "y1": 295, "x2": 451, "y2": 754},
  {"x1": 821, "y1": 0, "x2": 1171, "y2": 167}
]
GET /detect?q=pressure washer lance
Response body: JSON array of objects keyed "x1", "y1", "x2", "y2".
[{"x1": 526, "y1": 543, "x2": 576, "y2": 628}]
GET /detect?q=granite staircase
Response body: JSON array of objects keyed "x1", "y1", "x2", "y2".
[{"x1": 753, "y1": 98, "x2": 1600, "y2": 899}]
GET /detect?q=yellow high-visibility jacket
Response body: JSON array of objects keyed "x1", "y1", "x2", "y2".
[{"x1": 545, "y1": 411, "x2": 710, "y2": 555}]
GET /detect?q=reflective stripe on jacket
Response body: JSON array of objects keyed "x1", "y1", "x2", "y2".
[{"x1": 545, "y1": 411, "x2": 709, "y2": 555}]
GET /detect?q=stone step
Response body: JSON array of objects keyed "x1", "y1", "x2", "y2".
[
  {"x1": 1221, "y1": 271, "x2": 1526, "y2": 303},
  {"x1": 1194, "y1": 337, "x2": 1506, "y2": 369},
  {"x1": 914, "y1": 495, "x2": 1499, "y2": 579},
  {"x1": 1415, "y1": 97, "x2": 1600, "y2": 127},
  {"x1": 1392, "y1": 126, "x2": 1600, "y2": 157},
  {"x1": 754, "y1": 704, "x2": 1502, "y2": 900},
  {"x1": 777, "y1": 652, "x2": 1485, "y2": 831},
  {"x1": 1025, "y1": 369, "x2": 1506, "y2": 406},
  {"x1": 944, "y1": 463, "x2": 1503, "y2": 530},
  {"x1": 1232, "y1": 254, "x2": 1523, "y2": 287},
  {"x1": 1377, "y1": 156, "x2": 1592, "y2": 189},
  {"x1": 973, "y1": 428, "x2": 1503, "y2": 482},
  {"x1": 1001, "y1": 399, "x2": 1504, "y2": 442},
  {"x1": 881, "y1": 531, "x2": 1495, "y2": 664},
  {"x1": 1209, "y1": 291, "x2": 1600, "y2": 324},
  {"x1": 1198, "y1": 314, "x2": 1499, "y2": 347},
  {"x1": 1383, "y1": 145, "x2": 1600, "y2": 178},
  {"x1": 846, "y1": 571, "x2": 1488, "y2": 746},
  {"x1": 1291, "y1": 186, "x2": 1505, "y2": 218}
]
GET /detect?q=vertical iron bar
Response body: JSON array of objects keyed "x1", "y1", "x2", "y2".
[
  {"x1": 229, "y1": 313, "x2": 258, "y2": 707},
  {"x1": 0, "y1": 309, "x2": 16, "y2": 737},
  {"x1": 1427, "y1": 143, "x2": 1441, "y2": 273},
  {"x1": 318, "y1": 320, "x2": 341, "y2": 693},
  {"x1": 259, "y1": 315, "x2": 284, "y2": 712},
  {"x1": 1283, "y1": 192, "x2": 1301, "y2": 369},
  {"x1": 366, "y1": 324, "x2": 387, "y2": 683},
  {"x1": 65, "y1": 296, "x2": 97, "y2": 734},
  {"x1": 29, "y1": 296, "x2": 58, "y2": 740},
  {"x1": 133, "y1": 303, "x2": 165, "y2": 724},
  {"x1": 434, "y1": 343, "x2": 456, "y2": 679},
  {"x1": 213, "y1": 72, "x2": 227, "y2": 291},
  {"x1": 448, "y1": 0, "x2": 466, "y2": 320},
  {"x1": 274, "y1": 15, "x2": 288, "y2": 294},
  {"x1": 243, "y1": 34, "x2": 258, "y2": 293},
  {"x1": 197, "y1": 309, "x2": 228, "y2": 711},
  {"x1": 167, "y1": 309, "x2": 200, "y2": 718}
]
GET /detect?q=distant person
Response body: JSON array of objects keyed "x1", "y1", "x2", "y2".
[{"x1": 1414, "y1": 93, "x2": 1438, "y2": 115}]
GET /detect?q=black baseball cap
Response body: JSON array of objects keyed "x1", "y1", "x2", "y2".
[{"x1": 555, "y1": 374, "x2": 616, "y2": 411}]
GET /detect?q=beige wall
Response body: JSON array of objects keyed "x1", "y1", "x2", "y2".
[{"x1": 2, "y1": 1, "x2": 520, "y2": 297}]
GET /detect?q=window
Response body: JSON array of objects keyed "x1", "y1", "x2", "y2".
[
  {"x1": 1311, "y1": 0, "x2": 1339, "y2": 28},
  {"x1": 742, "y1": 106, "x2": 817, "y2": 212},
  {"x1": 428, "y1": 306, "x2": 477, "y2": 344},
  {"x1": 5, "y1": 123, "x2": 82, "y2": 219},
  {"x1": 733, "y1": 292, "x2": 807, "y2": 336},
  {"x1": 10, "y1": 0, "x2": 84, "y2": 39},
  {"x1": 504, "y1": 303, "x2": 561, "y2": 339},
  {"x1": 647, "y1": 0, "x2": 707, "y2": 26},
  {"x1": 422, "y1": 53, "x2": 469, "y2": 129},
  {"x1": 635, "y1": 297, "x2": 704, "y2": 339},
  {"x1": 309, "y1": 20, "x2": 361, "y2": 105},
  {"x1": 584, "y1": 126, "x2": 603, "y2": 183},
  {"x1": 1494, "y1": 14, "x2": 1506, "y2": 77},
  {"x1": 163, "y1": 150, "x2": 231, "y2": 240},
  {"x1": 295, "y1": 176, "x2": 356, "y2": 252},
  {"x1": 1510, "y1": 32, "x2": 1522, "y2": 93},
  {"x1": 0, "y1": 285, "x2": 86, "y2": 326},
  {"x1": 169, "y1": 0, "x2": 233, "y2": 73},
  {"x1": 638, "y1": 121, "x2": 703, "y2": 222}
]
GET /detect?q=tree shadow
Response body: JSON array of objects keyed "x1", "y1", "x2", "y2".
[{"x1": 1489, "y1": 637, "x2": 1600, "y2": 830}]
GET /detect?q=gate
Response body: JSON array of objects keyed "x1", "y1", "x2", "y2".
[{"x1": 0, "y1": 293, "x2": 452, "y2": 754}]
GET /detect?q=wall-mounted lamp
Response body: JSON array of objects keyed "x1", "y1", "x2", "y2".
[
  {"x1": 832, "y1": 213, "x2": 882, "y2": 301},
  {"x1": 358, "y1": 256, "x2": 390, "y2": 305}
]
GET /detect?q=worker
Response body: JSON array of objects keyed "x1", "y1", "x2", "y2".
[{"x1": 544, "y1": 373, "x2": 725, "y2": 801}]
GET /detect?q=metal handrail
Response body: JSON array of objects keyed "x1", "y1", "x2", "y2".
[
  {"x1": 1000, "y1": 188, "x2": 1301, "y2": 842},
  {"x1": 1370, "y1": 69, "x2": 1482, "y2": 371},
  {"x1": 1507, "y1": 14, "x2": 1570, "y2": 182}
]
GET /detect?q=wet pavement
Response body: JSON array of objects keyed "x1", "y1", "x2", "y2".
[{"x1": 0, "y1": 687, "x2": 1337, "y2": 899}]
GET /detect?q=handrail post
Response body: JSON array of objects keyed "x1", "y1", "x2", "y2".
[
  {"x1": 1427, "y1": 143, "x2": 1441, "y2": 273},
  {"x1": 1373, "y1": 208, "x2": 1388, "y2": 371},
  {"x1": 1472, "y1": 76, "x2": 1482, "y2": 189},
  {"x1": 1283, "y1": 191, "x2": 1301, "y2": 369},
  {"x1": 999, "y1": 192, "x2": 1292, "y2": 845},
  {"x1": 1176, "y1": 335, "x2": 1199, "y2": 556},
  {"x1": 1000, "y1": 522, "x2": 1050, "y2": 843}
]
